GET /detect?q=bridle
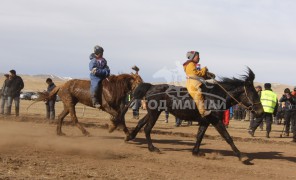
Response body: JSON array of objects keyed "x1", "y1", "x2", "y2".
[
  {"x1": 243, "y1": 86, "x2": 262, "y2": 112},
  {"x1": 212, "y1": 78, "x2": 261, "y2": 113}
]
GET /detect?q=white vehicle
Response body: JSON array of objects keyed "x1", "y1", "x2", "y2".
[{"x1": 30, "y1": 93, "x2": 39, "y2": 100}]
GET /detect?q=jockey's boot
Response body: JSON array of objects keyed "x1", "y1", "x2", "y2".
[
  {"x1": 92, "y1": 98, "x2": 101, "y2": 109},
  {"x1": 197, "y1": 100, "x2": 211, "y2": 118}
]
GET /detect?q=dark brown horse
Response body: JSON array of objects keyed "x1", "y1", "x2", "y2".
[
  {"x1": 125, "y1": 68, "x2": 264, "y2": 160},
  {"x1": 37, "y1": 73, "x2": 143, "y2": 136}
]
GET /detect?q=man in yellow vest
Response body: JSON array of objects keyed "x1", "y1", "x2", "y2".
[
  {"x1": 183, "y1": 51, "x2": 214, "y2": 118},
  {"x1": 249, "y1": 83, "x2": 278, "y2": 138}
]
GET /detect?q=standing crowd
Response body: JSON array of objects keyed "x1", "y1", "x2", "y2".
[{"x1": 1, "y1": 70, "x2": 24, "y2": 117}]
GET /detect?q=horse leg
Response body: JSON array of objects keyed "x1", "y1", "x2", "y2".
[
  {"x1": 211, "y1": 120, "x2": 242, "y2": 160},
  {"x1": 120, "y1": 116, "x2": 130, "y2": 137},
  {"x1": 125, "y1": 114, "x2": 149, "y2": 141},
  {"x1": 144, "y1": 112, "x2": 161, "y2": 152},
  {"x1": 192, "y1": 121, "x2": 210, "y2": 156},
  {"x1": 57, "y1": 108, "x2": 69, "y2": 136},
  {"x1": 68, "y1": 104, "x2": 90, "y2": 136}
]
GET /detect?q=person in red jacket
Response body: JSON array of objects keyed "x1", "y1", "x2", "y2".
[
  {"x1": 291, "y1": 86, "x2": 296, "y2": 96},
  {"x1": 223, "y1": 109, "x2": 230, "y2": 128}
]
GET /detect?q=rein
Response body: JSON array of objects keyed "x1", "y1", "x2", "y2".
[{"x1": 210, "y1": 78, "x2": 261, "y2": 112}]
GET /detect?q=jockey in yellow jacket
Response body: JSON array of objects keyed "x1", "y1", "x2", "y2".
[{"x1": 183, "y1": 51, "x2": 212, "y2": 117}]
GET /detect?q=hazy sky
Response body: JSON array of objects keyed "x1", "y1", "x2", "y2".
[{"x1": 1, "y1": 0, "x2": 296, "y2": 85}]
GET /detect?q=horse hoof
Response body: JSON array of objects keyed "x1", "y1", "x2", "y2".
[
  {"x1": 125, "y1": 134, "x2": 135, "y2": 142},
  {"x1": 57, "y1": 132, "x2": 66, "y2": 136},
  {"x1": 124, "y1": 136, "x2": 130, "y2": 142},
  {"x1": 149, "y1": 146, "x2": 160, "y2": 153},
  {"x1": 239, "y1": 153, "x2": 248, "y2": 162},
  {"x1": 84, "y1": 132, "x2": 91, "y2": 136},
  {"x1": 109, "y1": 125, "x2": 117, "y2": 133},
  {"x1": 192, "y1": 151, "x2": 205, "y2": 157}
]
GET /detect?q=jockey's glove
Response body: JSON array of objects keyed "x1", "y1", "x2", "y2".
[
  {"x1": 91, "y1": 68, "x2": 97, "y2": 75},
  {"x1": 207, "y1": 72, "x2": 216, "y2": 79}
]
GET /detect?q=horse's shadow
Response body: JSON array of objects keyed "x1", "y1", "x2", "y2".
[{"x1": 129, "y1": 137, "x2": 296, "y2": 165}]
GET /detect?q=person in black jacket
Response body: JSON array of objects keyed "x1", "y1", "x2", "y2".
[
  {"x1": 6, "y1": 69, "x2": 24, "y2": 116},
  {"x1": 45, "y1": 78, "x2": 57, "y2": 120},
  {"x1": 0, "y1": 74, "x2": 10, "y2": 115},
  {"x1": 279, "y1": 88, "x2": 296, "y2": 137}
]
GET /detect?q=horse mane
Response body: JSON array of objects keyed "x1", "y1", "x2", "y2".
[
  {"x1": 101, "y1": 74, "x2": 134, "y2": 102},
  {"x1": 218, "y1": 67, "x2": 255, "y2": 90}
]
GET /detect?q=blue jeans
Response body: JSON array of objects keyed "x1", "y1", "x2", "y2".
[
  {"x1": 176, "y1": 117, "x2": 182, "y2": 126},
  {"x1": 132, "y1": 99, "x2": 141, "y2": 118},
  {"x1": 7, "y1": 96, "x2": 20, "y2": 116},
  {"x1": 46, "y1": 100, "x2": 56, "y2": 120},
  {"x1": 0, "y1": 96, "x2": 7, "y2": 114}
]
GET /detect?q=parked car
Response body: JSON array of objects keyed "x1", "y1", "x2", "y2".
[
  {"x1": 20, "y1": 92, "x2": 36, "y2": 100},
  {"x1": 56, "y1": 95, "x2": 61, "y2": 102},
  {"x1": 30, "y1": 93, "x2": 39, "y2": 101}
]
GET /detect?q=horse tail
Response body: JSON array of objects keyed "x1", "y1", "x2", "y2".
[
  {"x1": 133, "y1": 83, "x2": 153, "y2": 99},
  {"x1": 36, "y1": 86, "x2": 61, "y2": 101},
  {"x1": 27, "y1": 86, "x2": 61, "y2": 111},
  {"x1": 117, "y1": 83, "x2": 152, "y2": 127}
]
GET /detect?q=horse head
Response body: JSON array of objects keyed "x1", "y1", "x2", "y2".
[
  {"x1": 220, "y1": 67, "x2": 264, "y2": 117},
  {"x1": 130, "y1": 72, "x2": 143, "y2": 92},
  {"x1": 237, "y1": 67, "x2": 264, "y2": 116}
]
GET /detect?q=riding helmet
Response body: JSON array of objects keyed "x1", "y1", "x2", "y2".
[
  {"x1": 94, "y1": 45, "x2": 104, "y2": 55},
  {"x1": 186, "y1": 51, "x2": 199, "y2": 60}
]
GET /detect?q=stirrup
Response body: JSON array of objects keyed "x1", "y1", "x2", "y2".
[{"x1": 200, "y1": 110, "x2": 211, "y2": 118}]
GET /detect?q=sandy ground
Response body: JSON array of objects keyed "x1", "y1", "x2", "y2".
[{"x1": 0, "y1": 100, "x2": 296, "y2": 180}]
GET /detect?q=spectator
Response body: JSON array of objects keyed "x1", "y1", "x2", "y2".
[
  {"x1": 45, "y1": 78, "x2": 57, "y2": 120},
  {"x1": 249, "y1": 85, "x2": 263, "y2": 130},
  {"x1": 279, "y1": 88, "x2": 296, "y2": 137},
  {"x1": 223, "y1": 109, "x2": 230, "y2": 128},
  {"x1": 132, "y1": 65, "x2": 140, "y2": 75},
  {"x1": 291, "y1": 110, "x2": 296, "y2": 142},
  {"x1": 131, "y1": 99, "x2": 141, "y2": 119},
  {"x1": 249, "y1": 83, "x2": 278, "y2": 138},
  {"x1": 6, "y1": 70, "x2": 24, "y2": 116},
  {"x1": 229, "y1": 106, "x2": 233, "y2": 119},
  {"x1": 291, "y1": 86, "x2": 296, "y2": 96},
  {"x1": 0, "y1": 74, "x2": 9, "y2": 115},
  {"x1": 164, "y1": 111, "x2": 169, "y2": 123},
  {"x1": 175, "y1": 117, "x2": 182, "y2": 127}
]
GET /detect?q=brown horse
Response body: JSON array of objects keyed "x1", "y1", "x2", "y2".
[{"x1": 37, "y1": 73, "x2": 143, "y2": 136}]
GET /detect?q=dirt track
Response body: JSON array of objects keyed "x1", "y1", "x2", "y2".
[{"x1": 0, "y1": 104, "x2": 296, "y2": 179}]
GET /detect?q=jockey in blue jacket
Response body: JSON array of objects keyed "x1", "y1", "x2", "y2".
[{"x1": 89, "y1": 45, "x2": 110, "y2": 108}]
